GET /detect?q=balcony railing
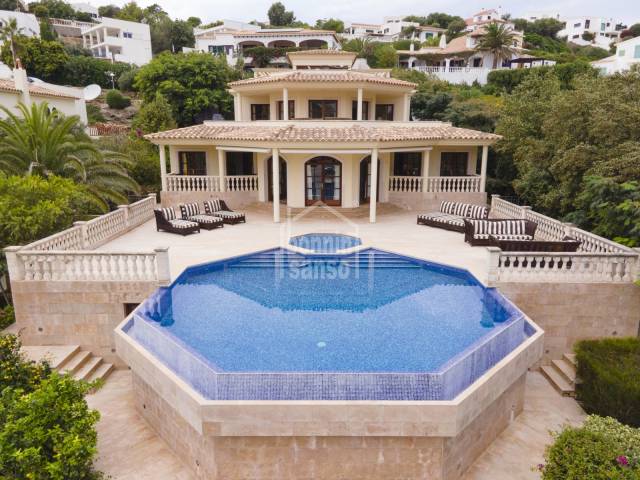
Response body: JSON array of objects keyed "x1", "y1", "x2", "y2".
[
  {"x1": 165, "y1": 175, "x2": 259, "y2": 193},
  {"x1": 389, "y1": 176, "x2": 481, "y2": 193}
]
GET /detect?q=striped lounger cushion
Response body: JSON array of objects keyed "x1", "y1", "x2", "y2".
[
  {"x1": 168, "y1": 219, "x2": 198, "y2": 229},
  {"x1": 179, "y1": 202, "x2": 200, "y2": 219},
  {"x1": 418, "y1": 213, "x2": 464, "y2": 227},
  {"x1": 440, "y1": 201, "x2": 471, "y2": 217},
  {"x1": 469, "y1": 220, "x2": 533, "y2": 240},
  {"x1": 160, "y1": 207, "x2": 177, "y2": 221},
  {"x1": 189, "y1": 215, "x2": 223, "y2": 225},
  {"x1": 213, "y1": 211, "x2": 244, "y2": 219},
  {"x1": 203, "y1": 199, "x2": 222, "y2": 214},
  {"x1": 468, "y1": 205, "x2": 488, "y2": 219}
]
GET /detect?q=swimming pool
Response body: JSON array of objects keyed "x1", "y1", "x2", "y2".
[
  {"x1": 288, "y1": 233, "x2": 361, "y2": 253},
  {"x1": 125, "y1": 248, "x2": 531, "y2": 400}
]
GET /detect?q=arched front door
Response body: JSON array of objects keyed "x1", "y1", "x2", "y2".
[
  {"x1": 359, "y1": 156, "x2": 380, "y2": 203},
  {"x1": 305, "y1": 157, "x2": 342, "y2": 206},
  {"x1": 267, "y1": 157, "x2": 287, "y2": 203}
]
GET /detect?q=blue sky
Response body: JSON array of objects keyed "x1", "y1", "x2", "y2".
[{"x1": 89, "y1": 0, "x2": 639, "y2": 26}]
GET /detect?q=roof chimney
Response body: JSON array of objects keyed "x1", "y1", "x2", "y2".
[
  {"x1": 439, "y1": 34, "x2": 447, "y2": 48},
  {"x1": 12, "y1": 63, "x2": 31, "y2": 106}
]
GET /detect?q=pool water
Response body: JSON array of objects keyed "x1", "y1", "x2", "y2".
[
  {"x1": 127, "y1": 248, "x2": 529, "y2": 400},
  {"x1": 289, "y1": 233, "x2": 361, "y2": 253}
]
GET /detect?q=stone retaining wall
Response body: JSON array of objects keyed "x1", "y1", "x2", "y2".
[
  {"x1": 160, "y1": 191, "x2": 259, "y2": 209},
  {"x1": 387, "y1": 192, "x2": 487, "y2": 211},
  {"x1": 497, "y1": 282, "x2": 640, "y2": 363}
]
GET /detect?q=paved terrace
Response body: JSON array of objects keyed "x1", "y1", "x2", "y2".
[{"x1": 97, "y1": 204, "x2": 492, "y2": 283}]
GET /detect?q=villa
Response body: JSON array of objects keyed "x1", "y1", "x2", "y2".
[
  {"x1": 4, "y1": 49, "x2": 640, "y2": 480},
  {"x1": 592, "y1": 35, "x2": 640, "y2": 74},
  {"x1": 191, "y1": 20, "x2": 341, "y2": 67},
  {"x1": 147, "y1": 50, "x2": 495, "y2": 222},
  {"x1": 343, "y1": 16, "x2": 445, "y2": 43}
]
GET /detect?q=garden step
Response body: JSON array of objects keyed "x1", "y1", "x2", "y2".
[
  {"x1": 541, "y1": 365, "x2": 575, "y2": 397},
  {"x1": 87, "y1": 362, "x2": 114, "y2": 383},
  {"x1": 563, "y1": 353, "x2": 577, "y2": 367},
  {"x1": 60, "y1": 350, "x2": 92, "y2": 375},
  {"x1": 552, "y1": 358, "x2": 576, "y2": 385},
  {"x1": 21, "y1": 345, "x2": 80, "y2": 370},
  {"x1": 73, "y1": 356, "x2": 102, "y2": 382}
]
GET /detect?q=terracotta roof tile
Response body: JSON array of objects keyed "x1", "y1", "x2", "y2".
[
  {"x1": 0, "y1": 78, "x2": 79, "y2": 99},
  {"x1": 145, "y1": 122, "x2": 501, "y2": 143},
  {"x1": 228, "y1": 70, "x2": 417, "y2": 88}
]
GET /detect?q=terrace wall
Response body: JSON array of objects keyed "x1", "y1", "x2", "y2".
[
  {"x1": 497, "y1": 282, "x2": 640, "y2": 363},
  {"x1": 160, "y1": 190, "x2": 259, "y2": 209},
  {"x1": 388, "y1": 191, "x2": 487, "y2": 211},
  {"x1": 132, "y1": 372, "x2": 526, "y2": 480}
]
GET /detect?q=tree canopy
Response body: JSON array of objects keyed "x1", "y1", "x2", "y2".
[
  {"x1": 134, "y1": 52, "x2": 241, "y2": 126},
  {"x1": 267, "y1": 2, "x2": 296, "y2": 27},
  {"x1": 315, "y1": 18, "x2": 344, "y2": 33}
]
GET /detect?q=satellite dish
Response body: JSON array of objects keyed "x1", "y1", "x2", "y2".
[{"x1": 83, "y1": 84, "x2": 102, "y2": 101}]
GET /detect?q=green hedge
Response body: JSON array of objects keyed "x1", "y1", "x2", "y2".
[
  {"x1": 541, "y1": 415, "x2": 640, "y2": 479},
  {"x1": 575, "y1": 337, "x2": 640, "y2": 427},
  {"x1": 106, "y1": 89, "x2": 132, "y2": 110}
]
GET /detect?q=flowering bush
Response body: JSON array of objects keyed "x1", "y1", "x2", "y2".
[{"x1": 541, "y1": 415, "x2": 640, "y2": 479}]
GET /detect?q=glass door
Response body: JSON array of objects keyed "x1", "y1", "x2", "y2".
[{"x1": 305, "y1": 157, "x2": 341, "y2": 206}]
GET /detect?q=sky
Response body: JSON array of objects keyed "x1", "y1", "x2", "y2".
[{"x1": 86, "y1": 0, "x2": 639, "y2": 26}]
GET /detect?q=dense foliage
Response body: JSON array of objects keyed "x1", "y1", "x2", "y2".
[
  {"x1": 0, "y1": 334, "x2": 103, "y2": 480},
  {"x1": 574, "y1": 338, "x2": 640, "y2": 427},
  {"x1": 495, "y1": 69, "x2": 640, "y2": 243},
  {"x1": 134, "y1": 52, "x2": 241, "y2": 126},
  {"x1": 267, "y1": 2, "x2": 296, "y2": 27},
  {"x1": 541, "y1": 415, "x2": 640, "y2": 479},
  {"x1": 486, "y1": 60, "x2": 595, "y2": 93},
  {"x1": 0, "y1": 103, "x2": 138, "y2": 209}
]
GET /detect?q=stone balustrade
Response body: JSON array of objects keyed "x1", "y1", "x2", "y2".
[
  {"x1": 6, "y1": 194, "x2": 170, "y2": 284},
  {"x1": 389, "y1": 175, "x2": 481, "y2": 193},
  {"x1": 487, "y1": 248, "x2": 639, "y2": 284},
  {"x1": 488, "y1": 196, "x2": 639, "y2": 284},
  {"x1": 225, "y1": 175, "x2": 259, "y2": 192},
  {"x1": 166, "y1": 175, "x2": 221, "y2": 192}
]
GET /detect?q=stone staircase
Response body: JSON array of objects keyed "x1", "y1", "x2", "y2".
[
  {"x1": 21, "y1": 345, "x2": 114, "y2": 384},
  {"x1": 541, "y1": 353, "x2": 577, "y2": 397}
]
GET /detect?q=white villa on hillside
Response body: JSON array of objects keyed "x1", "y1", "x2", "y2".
[
  {"x1": 0, "y1": 10, "x2": 39, "y2": 37},
  {"x1": 592, "y1": 35, "x2": 640, "y2": 74},
  {"x1": 80, "y1": 17, "x2": 152, "y2": 65},
  {"x1": 343, "y1": 16, "x2": 444, "y2": 43},
  {"x1": 396, "y1": 9, "x2": 526, "y2": 84},
  {"x1": 192, "y1": 20, "x2": 340, "y2": 67},
  {"x1": 0, "y1": 66, "x2": 88, "y2": 123},
  {"x1": 557, "y1": 16, "x2": 625, "y2": 49},
  {"x1": 145, "y1": 50, "x2": 498, "y2": 223}
]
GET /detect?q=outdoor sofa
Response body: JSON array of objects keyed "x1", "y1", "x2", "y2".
[
  {"x1": 463, "y1": 219, "x2": 538, "y2": 246},
  {"x1": 154, "y1": 208, "x2": 200, "y2": 236},
  {"x1": 203, "y1": 199, "x2": 246, "y2": 225},
  {"x1": 417, "y1": 201, "x2": 489, "y2": 232},
  {"x1": 179, "y1": 203, "x2": 225, "y2": 230}
]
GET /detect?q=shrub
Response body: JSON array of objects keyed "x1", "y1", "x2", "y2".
[
  {"x1": 541, "y1": 415, "x2": 640, "y2": 479},
  {"x1": 575, "y1": 337, "x2": 640, "y2": 427},
  {"x1": 86, "y1": 103, "x2": 106, "y2": 124},
  {"x1": 0, "y1": 305, "x2": 14, "y2": 330},
  {"x1": 106, "y1": 89, "x2": 132, "y2": 110},
  {"x1": 0, "y1": 334, "x2": 103, "y2": 479},
  {"x1": 118, "y1": 67, "x2": 139, "y2": 92}
]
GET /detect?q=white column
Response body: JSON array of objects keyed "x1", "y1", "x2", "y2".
[
  {"x1": 234, "y1": 94, "x2": 242, "y2": 121},
  {"x1": 257, "y1": 155, "x2": 267, "y2": 202},
  {"x1": 218, "y1": 148, "x2": 226, "y2": 192},
  {"x1": 282, "y1": 87, "x2": 289, "y2": 120},
  {"x1": 480, "y1": 145, "x2": 488, "y2": 192},
  {"x1": 379, "y1": 153, "x2": 390, "y2": 202},
  {"x1": 159, "y1": 145, "x2": 167, "y2": 191},
  {"x1": 445, "y1": 58, "x2": 451, "y2": 70},
  {"x1": 369, "y1": 148, "x2": 379, "y2": 223},
  {"x1": 404, "y1": 94, "x2": 411, "y2": 121},
  {"x1": 421, "y1": 149, "x2": 430, "y2": 192},
  {"x1": 272, "y1": 148, "x2": 280, "y2": 223},
  {"x1": 356, "y1": 88, "x2": 363, "y2": 121}
]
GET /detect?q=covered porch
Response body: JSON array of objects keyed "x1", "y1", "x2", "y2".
[{"x1": 157, "y1": 141, "x2": 490, "y2": 223}]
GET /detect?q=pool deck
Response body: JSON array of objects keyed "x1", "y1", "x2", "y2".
[
  {"x1": 98, "y1": 204, "x2": 491, "y2": 284},
  {"x1": 87, "y1": 370, "x2": 585, "y2": 480}
]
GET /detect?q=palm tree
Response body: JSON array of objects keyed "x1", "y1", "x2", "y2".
[
  {"x1": 0, "y1": 103, "x2": 139, "y2": 210},
  {"x1": 0, "y1": 18, "x2": 21, "y2": 68},
  {"x1": 475, "y1": 23, "x2": 517, "y2": 69}
]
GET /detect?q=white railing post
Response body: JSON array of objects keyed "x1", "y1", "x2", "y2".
[
  {"x1": 118, "y1": 204, "x2": 130, "y2": 228},
  {"x1": 563, "y1": 222, "x2": 575, "y2": 239},
  {"x1": 486, "y1": 246, "x2": 501, "y2": 286},
  {"x1": 218, "y1": 149, "x2": 227, "y2": 193},
  {"x1": 73, "y1": 221, "x2": 88, "y2": 249},
  {"x1": 521, "y1": 206, "x2": 532, "y2": 220},
  {"x1": 4, "y1": 246, "x2": 25, "y2": 281},
  {"x1": 154, "y1": 247, "x2": 171, "y2": 285}
]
